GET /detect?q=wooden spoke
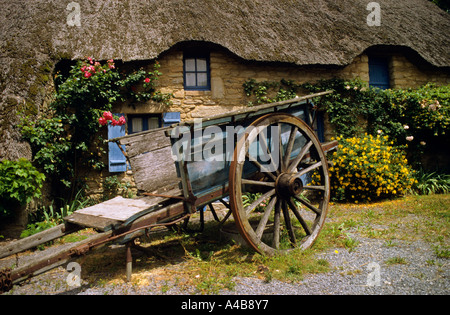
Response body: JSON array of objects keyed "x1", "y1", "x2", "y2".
[
  {"x1": 256, "y1": 196, "x2": 277, "y2": 239},
  {"x1": 288, "y1": 140, "x2": 313, "y2": 173},
  {"x1": 283, "y1": 125, "x2": 298, "y2": 171},
  {"x1": 287, "y1": 198, "x2": 312, "y2": 235},
  {"x1": 293, "y1": 195, "x2": 322, "y2": 216},
  {"x1": 242, "y1": 179, "x2": 276, "y2": 187},
  {"x1": 278, "y1": 123, "x2": 284, "y2": 171},
  {"x1": 303, "y1": 185, "x2": 326, "y2": 191},
  {"x1": 282, "y1": 200, "x2": 296, "y2": 245},
  {"x1": 245, "y1": 189, "x2": 276, "y2": 215},
  {"x1": 297, "y1": 161, "x2": 322, "y2": 177},
  {"x1": 246, "y1": 152, "x2": 277, "y2": 181},
  {"x1": 273, "y1": 200, "x2": 281, "y2": 249},
  {"x1": 257, "y1": 128, "x2": 280, "y2": 175}
]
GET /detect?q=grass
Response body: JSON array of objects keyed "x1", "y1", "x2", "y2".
[
  {"x1": 17, "y1": 194, "x2": 448, "y2": 294},
  {"x1": 327, "y1": 194, "x2": 450, "y2": 244}
]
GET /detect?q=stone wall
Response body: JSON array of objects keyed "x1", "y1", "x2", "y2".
[
  {"x1": 114, "y1": 46, "x2": 371, "y2": 120},
  {"x1": 390, "y1": 54, "x2": 450, "y2": 89},
  {"x1": 114, "y1": 46, "x2": 450, "y2": 124}
]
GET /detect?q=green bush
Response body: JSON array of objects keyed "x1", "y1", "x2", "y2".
[
  {"x1": 322, "y1": 134, "x2": 416, "y2": 202},
  {"x1": 0, "y1": 158, "x2": 45, "y2": 217}
]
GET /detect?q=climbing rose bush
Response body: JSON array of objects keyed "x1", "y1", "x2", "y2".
[
  {"x1": 20, "y1": 57, "x2": 171, "y2": 193},
  {"x1": 323, "y1": 134, "x2": 416, "y2": 202},
  {"x1": 98, "y1": 111, "x2": 126, "y2": 126}
]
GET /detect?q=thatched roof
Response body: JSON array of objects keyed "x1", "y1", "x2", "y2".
[{"x1": 1, "y1": 0, "x2": 449, "y2": 67}]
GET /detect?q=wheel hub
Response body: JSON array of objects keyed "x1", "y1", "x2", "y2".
[{"x1": 276, "y1": 173, "x2": 303, "y2": 198}]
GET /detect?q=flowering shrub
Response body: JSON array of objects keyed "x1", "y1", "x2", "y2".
[
  {"x1": 20, "y1": 57, "x2": 172, "y2": 194},
  {"x1": 98, "y1": 111, "x2": 126, "y2": 126},
  {"x1": 324, "y1": 134, "x2": 416, "y2": 202}
]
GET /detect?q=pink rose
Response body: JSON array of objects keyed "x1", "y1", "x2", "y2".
[
  {"x1": 84, "y1": 71, "x2": 92, "y2": 78},
  {"x1": 144, "y1": 78, "x2": 150, "y2": 83},
  {"x1": 118, "y1": 116, "x2": 126, "y2": 126},
  {"x1": 98, "y1": 117, "x2": 108, "y2": 126},
  {"x1": 111, "y1": 119, "x2": 119, "y2": 126},
  {"x1": 103, "y1": 111, "x2": 113, "y2": 120}
]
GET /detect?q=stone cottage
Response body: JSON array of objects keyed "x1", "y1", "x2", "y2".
[{"x1": 1, "y1": 0, "x2": 449, "y2": 199}]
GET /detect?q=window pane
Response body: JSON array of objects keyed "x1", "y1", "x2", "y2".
[
  {"x1": 185, "y1": 73, "x2": 196, "y2": 87},
  {"x1": 131, "y1": 117, "x2": 143, "y2": 133},
  {"x1": 197, "y1": 73, "x2": 208, "y2": 87},
  {"x1": 196, "y1": 58, "x2": 207, "y2": 71},
  {"x1": 148, "y1": 117, "x2": 159, "y2": 130},
  {"x1": 185, "y1": 58, "x2": 196, "y2": 71}
]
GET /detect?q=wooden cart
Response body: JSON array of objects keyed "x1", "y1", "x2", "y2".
[{"x1": 0, "y1": 91, "x2": 337, "y2": 293}]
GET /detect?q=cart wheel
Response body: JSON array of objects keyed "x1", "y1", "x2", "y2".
[{"x1": 229, "y1": 113, "x2": 330, "y2": 255}]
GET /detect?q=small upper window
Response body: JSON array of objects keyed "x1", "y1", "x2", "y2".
[{"x1": 183, "y1": 53, "x2": 210, "y2": 90}]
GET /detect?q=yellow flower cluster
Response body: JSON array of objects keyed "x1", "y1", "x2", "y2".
[{"x1": 324, "y1": 134, "x2": 415, "y2": 203}]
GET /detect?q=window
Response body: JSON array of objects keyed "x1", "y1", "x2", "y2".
[
  {"x1": 183, "y1": 53, "x2": 210, "y2": 90},
  {"x1": 369, "y1": 56, "x2": 391, "y2": 90},
  {"x1": 128, "y1": 114, "x2": 161, "y2": 134}
]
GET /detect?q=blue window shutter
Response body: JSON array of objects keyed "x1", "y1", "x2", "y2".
[
  {"x1": 369, "y1": 56, "x2": 390, "y2": 90},
  {"x1": 108, "y1": 114, "x2": 127, "y2": 172},
  {"x1": 163, "y1": 112, "x2": 181, "y2": 127}
]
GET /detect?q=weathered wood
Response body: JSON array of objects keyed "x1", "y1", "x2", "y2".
[
  {"x1": 130, "y1": 145, "x2": 181, "y2": 193},
  {"x1": 64, "y1": 195, "x2": 181, "y2": 231},
  {"x1": 64, "y1": 213, "x2": 121, "y2": 231},
  {"x1": 0, "y1": 223, "x2": 81, "y2": 259},
  {"x1": 114, "y1": 128, "x2": 182, "y2": 193},
  {"x1": 119, "y1": 129, "x2": 172, "y2": 159},
  {"x1": 10, "y1": 230, "x2": 113, "y2": 285}
]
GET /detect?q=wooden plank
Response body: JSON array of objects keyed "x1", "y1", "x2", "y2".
[
  {"x1": 64, "y1": 195, "x2": 182, "y2": 231},
  {"x1": 130, "y1": 146, "x2": 180, "y2": 193},
  {"x1": 119, "y1": 129, "x2": 172, "y2": 159},
  {"x1": 64, "y1": 212, "x2": 121, "y2": 231},
  {"x1": 0, "y1": 223, "x2": 81, "y2": 259},
  {"x1": 72, "y1": 196, "x2": 157, "y2": 221},
  {"x1": 11, "y1": 230, "x2": 113, "y2": 285}
]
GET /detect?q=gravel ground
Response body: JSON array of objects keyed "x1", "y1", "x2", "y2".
[{"x1": 2, "y1": 231, "x2": 448, "y2": 295}]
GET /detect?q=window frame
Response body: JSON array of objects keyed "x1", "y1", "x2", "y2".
[
  {"x1": 183, "y1": 52, "x2": 211, "y2": 91},
  {"x1": 127, "y1": 114, "x2": 162, "y2": 134}
]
